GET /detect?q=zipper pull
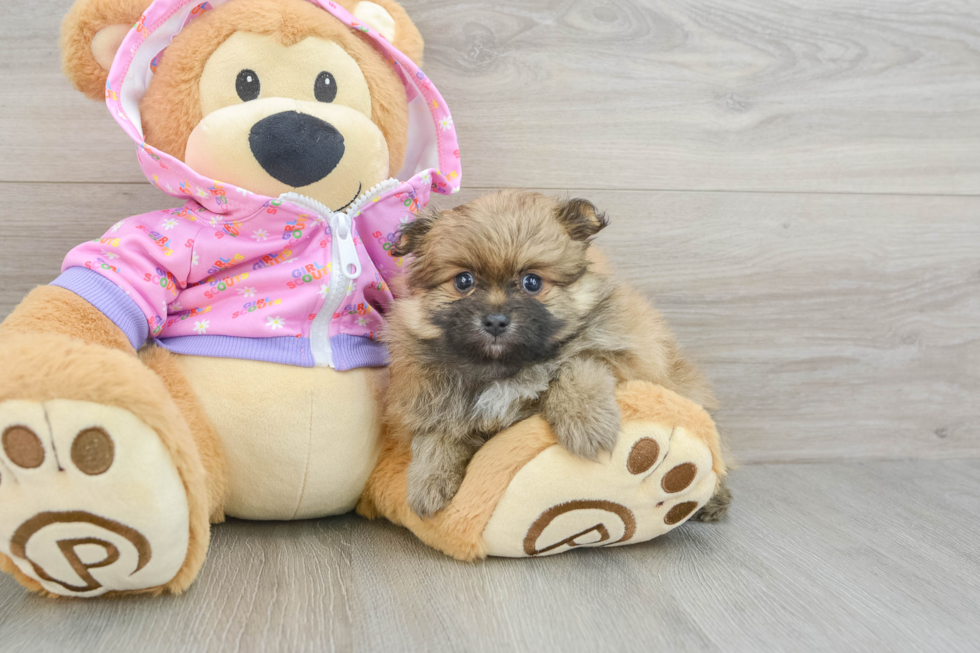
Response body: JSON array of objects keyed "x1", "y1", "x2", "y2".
[{"x1": 332, "y1": 214, "x2": 362, "y2": 279}]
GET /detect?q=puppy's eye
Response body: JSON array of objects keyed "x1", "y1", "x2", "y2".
[
  {"x1": 454, "y1": 272, "x2": 475, "y2": 293},
  {"x1": 315, "y1": 71, "x2": 338, "y2": 103},
  {"x1": 236, "y1": 69, "x2": 260, "y2": 102},
  {"x1": 522, "y1": 274, "x2": 543, "y2": 294}
]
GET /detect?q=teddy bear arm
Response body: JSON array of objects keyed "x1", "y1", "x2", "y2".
[{"x1": 0, "y1": 285, "x2": 136, "y2": 353}]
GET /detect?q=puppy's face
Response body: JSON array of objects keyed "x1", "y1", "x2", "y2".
[{"x1": 394, "y1": 191, "x2": 609, "y2": 371}]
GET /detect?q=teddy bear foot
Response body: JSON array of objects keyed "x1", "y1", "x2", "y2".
[
  {"x1": 482, "y1": 407, "x2": 719, "y2": 557},
  {"x1": 0, "y1": 399, "x2": 190, "y2": 597},
  {"x1": 358, "y1": 381, "x2": 727, "y2": 561}
]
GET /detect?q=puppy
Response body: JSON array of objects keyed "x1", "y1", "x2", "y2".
[{"x1": 384, "y1": 190, "x2": 730, "y2": 520}]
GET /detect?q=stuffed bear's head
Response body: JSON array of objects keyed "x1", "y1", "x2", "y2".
[{"x1": 62, "y1": 0, "x2": 424, "y2": 211}]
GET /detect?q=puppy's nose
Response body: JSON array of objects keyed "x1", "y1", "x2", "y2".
[
  {"x1": 482, "y1": 314, "x2": 511, "y2": 337},
  {"x1": 249, "y1": 111, "x2": 345, "y2": 187}
]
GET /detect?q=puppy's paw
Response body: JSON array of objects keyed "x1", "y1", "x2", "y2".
[
  {"x1": 691, "y1": 478, "x2": 732, "y2": 522},
  {"x1": 406, "y1": 467, "x2": 463, "y2": 520},
  {"x1": 543, "y1": 357, "x2": 621, "y2": 461},
  {"x1": 548, "y1": 394, "x2": 621, "y2": 462}
]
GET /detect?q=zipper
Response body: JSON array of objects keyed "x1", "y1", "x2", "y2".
[{"x1": 280, "y1": 179, "x2": 399, "y2": 367}]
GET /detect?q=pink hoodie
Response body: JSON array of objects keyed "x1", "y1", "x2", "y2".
[{"x1": 53, "y1": 0, "x2": 461, "y2": 370}]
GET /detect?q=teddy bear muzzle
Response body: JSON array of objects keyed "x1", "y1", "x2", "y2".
[{"x1": 184, "y1": 96, "x2": 390, "y2": 211}]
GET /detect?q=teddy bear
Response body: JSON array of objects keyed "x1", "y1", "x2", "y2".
[{"x1": 0, "y1": 0, "x2": 725, "y2": 598}]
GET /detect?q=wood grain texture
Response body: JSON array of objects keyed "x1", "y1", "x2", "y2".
[
  {"x1": 0, "y1": 520, "x2": 354, "y2": 653},
  {"x1": 0, "y1": 0, "x2": 141, "y2": 185},
  {"x1": 3, "y1": 0, "x2": 980, "y2": 192},
  {"x1": 0, "y1": 461, "x2": 978, "y2": 652},
  {"x1": 2, "y1": 0, "x2": 979, "y2": 648},
  {"x1": 1, "y1": 182, "x2": 977, "y2": 463}
]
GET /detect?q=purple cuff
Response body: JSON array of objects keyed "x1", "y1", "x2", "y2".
[
  {"x1": 156, "y1": 334, "x2": 314, "y2": 367},
  {"x1": 330, "y1": 334, "x2": 389, "y2": 371},
  {"x1": 51, "y1": 267, "x2": 149, "y2": 350}
]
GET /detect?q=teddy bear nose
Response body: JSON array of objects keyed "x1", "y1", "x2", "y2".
[{"x1": 248, "y1": 111, "x2": 345, "y2": 188}]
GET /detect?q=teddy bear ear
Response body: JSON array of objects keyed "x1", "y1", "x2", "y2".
[
  {"x1": 346, "y1": 0, "x2": 425, "y2": 66},
  {"x1": 60, "y1": 0, "x2": 152, "y2": 100},
  {"x1": 555, "y1": 199, "x2": 610, "y2": 241}
]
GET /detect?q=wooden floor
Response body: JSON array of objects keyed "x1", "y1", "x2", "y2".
[
  {"x1": 1, "y1": 460, "x2": 978, "y2": 652},
  {"x1": 1, "y1": 0, "x2": 979, "y2": 650}
]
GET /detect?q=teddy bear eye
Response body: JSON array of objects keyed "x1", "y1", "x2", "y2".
[
  {"x1": 315, "y1": 71, "x2": 338, "y2": 103},
  {"x1": 236, "y1": 69, "x2": 260, "y2": 102}
]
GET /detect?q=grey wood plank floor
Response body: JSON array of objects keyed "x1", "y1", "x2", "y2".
[
  {"x1": 0, "y1": 460, "x2": 977, "y2": 653},
  {"x1": 2, "y1": 0, "x2": 980, "y2": 193}
]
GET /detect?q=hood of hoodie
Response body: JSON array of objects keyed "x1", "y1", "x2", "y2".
[{"x1": 105, "y1": 0, "x2": 461, "y2": 219}]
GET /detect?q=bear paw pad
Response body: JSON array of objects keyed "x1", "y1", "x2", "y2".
[
  {"x1": 483, "y1": 420, "x2": 717, "y2": 557},
  {"x1": 0, "y1": 400, "x2": 189, "y2": 596}
]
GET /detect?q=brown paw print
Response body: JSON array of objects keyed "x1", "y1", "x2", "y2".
[
  {"x1": 0, "y1": 399, "x2": 190, "y2": 596},
  {"x1": 484, "y1": 419, "x2": 718, "y2": 558}
]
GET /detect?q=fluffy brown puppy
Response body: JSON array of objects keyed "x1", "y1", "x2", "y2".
[{"x1": 384, "y1": 190, "x2": 730, "y2": 519}]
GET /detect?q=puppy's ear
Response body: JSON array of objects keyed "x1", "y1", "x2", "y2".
[
  {"x1": 61, "y1": 0, "x2": 152, "y2": 100},
  {"x1": 392, "y1": 210, "x2": 440, "y2": 257},
  {"x1": 555, "y1": 199, "x2": 609, "y2": 241}
]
